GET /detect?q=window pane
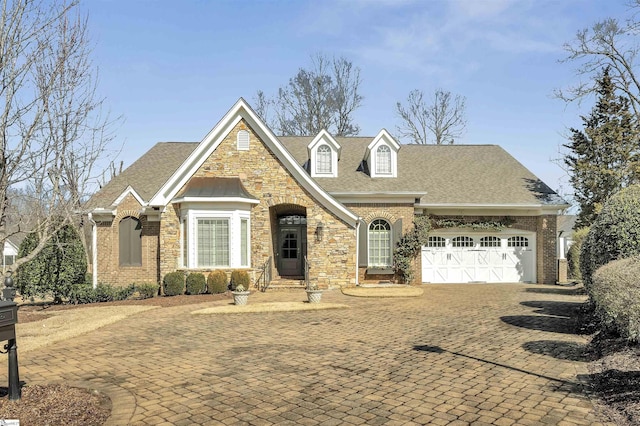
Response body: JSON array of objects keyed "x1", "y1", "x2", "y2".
[
  {"x1": 4, "y1": 255, "x2": 14, "y2": 266},
  {"x1": 317, "y1": 145, "x2": 332, "y2": 173},
  {"x1": 241, "y1": 219, "x2": 248, "y2": 266},
  {"x1": 198, "y1": 219, "x2": 229, "y2": 267},
  {"x1": 376, "y1": 145, "x2": 391, "y2": 174},
  {"x1": 369, "y1": 219, "x2": 391, "y2": 267}
]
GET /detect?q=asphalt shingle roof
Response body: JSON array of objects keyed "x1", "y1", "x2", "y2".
[
  {"x1": 87, "y1": 137, "x2": 566, "y2": 209},
  {"x1": 86, "y1": 142, "x2": 198, "y2": 209}
]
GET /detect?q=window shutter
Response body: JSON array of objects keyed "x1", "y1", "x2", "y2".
[
  {"x1": 358, "y1": 219, "x2": 368, "y2": 267},
  {"x1": 393, "y1": 218, "x2": 403, "y2": 248}
]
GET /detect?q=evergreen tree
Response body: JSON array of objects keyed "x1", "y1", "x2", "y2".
[
  {"x1": 16, "y1": 225, "x2": 87, "y2": 303},
  {"x1": 564, "y1": 67, "x2": 640, "y2": 227}
]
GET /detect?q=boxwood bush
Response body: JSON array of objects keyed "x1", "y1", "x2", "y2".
[
  {"x1": 69, "y1": 283, "x2": 135, "y2": 305},
  {"x1": 591, "y1": 255, "x2": 640, "y2": 342},
  {"x1": 163, "y1": 272, "x2": 184, "y2": 296},
  {"x1": 186, "y1": 273, "x2": 206, "y2": 295},
  {"x1": 207, "y1": 270, "x2": 228, "y2": 294},
  {"x1": 134, "y1": 282, "x2": 158, "y2": 299},
  {"x1": 230, "y1": 270, "x2": 250, "y2": 291},
  {"x1": 580, "y1": 184, "x2": 640, "y2": 292}
]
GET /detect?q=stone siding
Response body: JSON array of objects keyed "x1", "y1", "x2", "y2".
[
  {"x1": 95, "y1": 194, "x2": 160, "y2": 286},
  {"x1": 159, "y1": 120, "x2": 356, "y2": 288}
]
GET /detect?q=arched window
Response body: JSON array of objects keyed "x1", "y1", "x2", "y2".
[
  {"x1": 369, "y1": 219, "x2": 392, "y2": 267},
  {"x1": 452, "y1": 236, "x2": 474, "y2": 248},
  {"x1": 427, "y1": 236, "x2": 446, "y2": 248},
  {"x1": 480, "y1": 236, "x2": 501, "y2": 247},
  {"x1": 237, "y1": 130, "x2": 250, "y2": 150},
  {"x1": 316, "y1": 144, "x2": 332, "y2": 174},
  {"x1": 119, "y1": 216, "x2": 142, "y2": 266},
  {"x1": 376, "y1": 145, "x2": 391, "y2": 174},
  {"x1": 508, "y1": 236, "x2": 529, "y2": 247}
]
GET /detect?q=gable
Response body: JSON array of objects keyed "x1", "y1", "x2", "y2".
[{"x1": 149, "y1": 98, "x2": 358, "y2": 227}]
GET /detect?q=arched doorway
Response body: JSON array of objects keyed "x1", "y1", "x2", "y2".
[{"x1": 271, "y1": 204, "x2": 307, "y2": 278}]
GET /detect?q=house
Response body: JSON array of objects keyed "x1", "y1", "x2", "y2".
[
  {"x1": 2, "y1": 239, "x2": 18, "y2": 274},
  {"x1": 86, "y1": 99, "x2": 568, "y2": 289}
]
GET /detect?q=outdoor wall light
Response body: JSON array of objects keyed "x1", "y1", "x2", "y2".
[{"x1": 316, "y1": 222, "x2": 324, "y2": 242}]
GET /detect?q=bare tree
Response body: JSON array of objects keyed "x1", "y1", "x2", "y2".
[
  {"x1": 556, "y1": 4, "x2": 640, "y2": 119},
  {"x1": 256, "y1": 53, "x2": 363, "y2": 136},
  {"x1": 396, "y1": 89, "x2": 467, "y2": 144},
  {"x1": 0, "y1": 0, "x2": 118, "y2": 273}
]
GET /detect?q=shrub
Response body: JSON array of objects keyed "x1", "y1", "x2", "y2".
[
  {"x1": 134, "y1": 282, "x2": 158, "y2": 299},
  {"x1": 163, "y1": 272, "x2": 184, "y2": 296},
  {"x1": 591, "y1": 255, "x2": 640, "y2": 342},
  {"x1": 68, "y1": 283, "x2": 134, "y2": 304},
  {"x1": 230, "y1": 270, "x2": 250, "y2": 291},
  {"x1": 580, "y1": 184, "x2": 640, "y2": 292},
  {"x1": 16, "y1": 224, "x2": 87, "y2": 303},
  {"x1": 207, "y1": 270, "x2": 228, "y2": 294},
  {"x1": 185, "y1": 273, "x2": 206, "y2": 295},
  {"x1": 394, "y1": 216, "x2": 431, "y2": 283},
  {"x1": 567, "y1": 227, "x2": 589, "y2": 280}
]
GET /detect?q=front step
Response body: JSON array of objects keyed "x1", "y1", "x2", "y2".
[{"x1": 267, "y1": 278, "x2": 306, "y2": 290}]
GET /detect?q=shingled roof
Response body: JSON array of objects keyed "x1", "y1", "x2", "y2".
[
  {"x1": 86, "y1": 142, "x2": 198, "y2": 209},
  {"x1": 280, "y1": 137, "x2": 566, "y2": 206},
  {"x1": 87, "y1": 136, "x2": 566, "y2": 210}
]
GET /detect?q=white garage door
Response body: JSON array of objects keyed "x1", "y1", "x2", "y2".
[{"x1": 421, "y1": 233, "x2": 535, "y2": 283}]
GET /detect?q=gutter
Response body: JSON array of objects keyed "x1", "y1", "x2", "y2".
[
  {"x1": 355, "y1": 219, "x2": 361, "y2": 286},
  {"x1": 88, "y1": 213, "x2": 98, "y2": 289}
]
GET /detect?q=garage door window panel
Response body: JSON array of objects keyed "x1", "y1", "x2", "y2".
[
  {"x1": 508, "y1": 236, "x2": 529, "y2": 247},
  {"x1": 452, "y1": 236, "x2": 474, "y2": 247},
  {"x1": 480, "y1": 236, "x2": 501, "y2": 247},
  {"x1": 427, "y1": 236, "x2": 446, "y2": 248}
]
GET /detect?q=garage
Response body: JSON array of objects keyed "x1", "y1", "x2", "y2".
[{"x1": 421, "y1": 232, "x2": 535, "y2": 283}]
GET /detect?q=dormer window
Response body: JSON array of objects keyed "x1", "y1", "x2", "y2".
[
  {"x1": 376, "y1": 145, "x2": 391, "y2": 175},
  {"x1": 316, "y1": 144, "x2": 332, "y2": 174},
  {"x1": 308, "y1": 129, "x2": 340, "y2": 178},
  {"x1": 366, "y1": 129, "x2": 400, "y2": 178}
]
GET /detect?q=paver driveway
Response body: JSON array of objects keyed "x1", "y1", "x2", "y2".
[{"x1": 19, "y1": 284, "x2": 612, "y2": 425}]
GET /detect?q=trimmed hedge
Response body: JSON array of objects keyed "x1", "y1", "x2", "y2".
[
  {"x1": 134, "y1": 282, "x2": 158, "y2": 299},
  {"x1": 186, "y1": 273, "x2": 206, "y2": 295},
  {"x1": 69, "y1": 283, "x2": 135, "y2": 305},
  {"x1": 591, "y1": 255, "x2": 640, "y2": 342},
  {"x1": 580, "y1": 184, "x2": 640, "y2": 292},
  {"x1": 163, "y1": 272, "x2": 184, "y2": 296},
  {"x1": 207, "y1": 270, "x2": 228, "y2": 294},
  {"x1": 567, "y1": 227, "x2": 589, "y2": 280},
  {"x1": 230, "y1": 270, "x2": 250, "y2": 291}
]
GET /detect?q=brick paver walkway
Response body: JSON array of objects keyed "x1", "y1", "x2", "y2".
[{"x1": 18, "y1": 284, "x2": 613, "y2": 425}]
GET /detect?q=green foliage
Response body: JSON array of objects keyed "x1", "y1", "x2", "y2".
[
  {"x1": 207, "y1": 270, "x2": 228, "y2": 294},
  {"x1": 133, "y1": 282, "x2": 158, "y2": 299},
  {"x1": 394, "y1": 216, "x2": 431, "y2": 283},
  {"x1": 432, "y1": 216, "x2": 515, "y2": 231},
  {"x1": 567, "y1": 227, "x2": 590, "y2": 280},
  {"x1": 564, "y1": 67, "x2": 640, "y2": 228},
  {"x1": 580, "y1": 184, "x2": 640, "y2": 291},
  {"x1": 69, "y1": 283, "x2": 135, "y2": 305},
  {"x1": 185, "y1": 273, "x2": 206, "y2": 295},
  {"x1": 163, "y1": 272, "x2": 184, "y2": 296},
  {"x1": 591, "y1": 255, "x2": 640, "y2": 342},
  {"x1": 16, "y1": 225, "x2": 87, "y2": 303},
  {"x1": 230, "y1": 270, "x2": 250, "y2": 291},
  {"x1": 234, "y1": 284, "x2": 246, "y2": 292}
]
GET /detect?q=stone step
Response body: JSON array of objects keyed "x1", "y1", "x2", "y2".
[{"x1": 264, "y1": 278, "x2": 306, "y2": 290}]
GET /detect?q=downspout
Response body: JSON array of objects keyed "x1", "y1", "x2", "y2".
[
  {"x1": 355, "y1": 219, "x2": 360, "y2": 286},
  {"x1": 89, "y1": 213, "x2": 98, "y2": 289}
]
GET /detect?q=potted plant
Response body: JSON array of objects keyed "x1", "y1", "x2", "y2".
[
  {"x1": 232, "y1": 284, "x2": 250, "y2": 305},
  {"x1": 305, "y1": 281, "x2": 323, "y2": 303},
  {"x1": 231, "y1": 270, "x2": 251, "y2": 305}
]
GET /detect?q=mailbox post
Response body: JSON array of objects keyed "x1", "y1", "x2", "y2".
[{"x1": 1, "y1": 273, "x2": 19, "y2": 400}]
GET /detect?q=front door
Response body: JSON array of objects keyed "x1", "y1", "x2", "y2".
[{"x1": 279, "y1": 228, "x2": 302, "y2": 276}]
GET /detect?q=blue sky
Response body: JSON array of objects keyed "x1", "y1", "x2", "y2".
[{"x1": 82, "y1": 0, "x2": 632, "y2": 202}]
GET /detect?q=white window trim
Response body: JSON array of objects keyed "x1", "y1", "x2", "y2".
[
  {"x1": 237, "y1": 130, "x2": 250, "y2": 151},
  {"x1": 368, "y1": 219, "x2": 393, "y2": 267},
  {"x1": 366, "y1": 130, "x2": 399, "y2": 178},
  {"x1": 182, "y1": 208, "x2": 251, "y2": 269},
  {"x1": 310, "y1": 143, "x2": 338, "y2": 177}
]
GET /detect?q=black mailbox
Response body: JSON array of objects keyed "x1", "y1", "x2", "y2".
[{"x1": 0, "y1": 302, "x2": 17, "y2": 339}]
